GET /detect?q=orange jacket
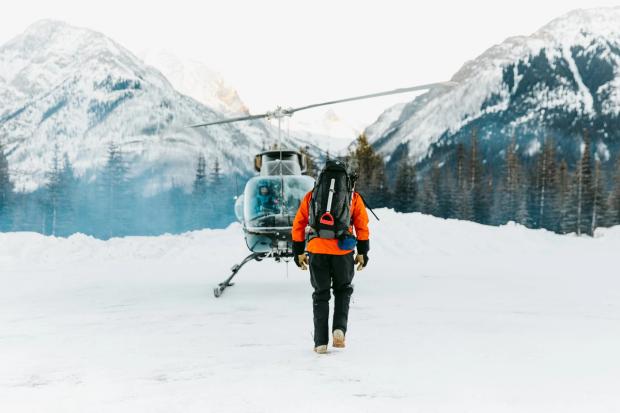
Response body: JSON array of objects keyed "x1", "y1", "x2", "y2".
[{"x1": 292, "y1": 191, "x2": 369, "y2": 255}]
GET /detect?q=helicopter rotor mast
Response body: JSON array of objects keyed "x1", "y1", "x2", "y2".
[{"x1": 268, "y1": 106, "x2": 294, "y2": 150}]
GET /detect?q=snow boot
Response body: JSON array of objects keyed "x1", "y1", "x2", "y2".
[
  {"x1": 333, "y1": 329, "x2": 345, "y2": 348},
  {"x1": 314, "y1": 344, "x2": 328, "y2": 354}
]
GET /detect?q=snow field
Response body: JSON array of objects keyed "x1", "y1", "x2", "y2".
[{"x1": 1, "y1": 210, "x2": 619, "y2": 412}]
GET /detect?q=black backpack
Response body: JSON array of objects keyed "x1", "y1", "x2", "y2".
[{"x1": 308, "y1": 160, "x2": 354, "y2": 239}]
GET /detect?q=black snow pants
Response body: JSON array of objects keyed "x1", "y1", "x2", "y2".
[{"x1": 308, "y1": 252, "x2": 355, "y2": 346}]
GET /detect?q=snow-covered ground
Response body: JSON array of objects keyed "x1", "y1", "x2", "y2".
[{"x1": 1, "y1": 210, "x2": 619, "y2": 412}]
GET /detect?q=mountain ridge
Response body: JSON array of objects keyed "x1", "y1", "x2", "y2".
[
  {"x1": 365, "y1": 7, "x2": 620, "y2": 169},
  {"x1": 0, "y1": 20, "x2": 296, "y2": 194}
]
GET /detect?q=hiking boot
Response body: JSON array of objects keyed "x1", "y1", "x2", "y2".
[
  {"x1": 333, "y1": 329, "x2": 345, "y2": 348},
  {"x1": 314, "y1": 345, "x2": 328, "y2": 354}
]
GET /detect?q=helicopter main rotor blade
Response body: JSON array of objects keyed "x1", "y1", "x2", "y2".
[
  {"x1": 189, "y1": 80, "x2": 457, "y2": 128},
  {"x1": 289, "y1": 81, "x2": 457, "y2": 114},
  {"x1": 189, "y1": 113, "x2": 269, "y2": 128}
]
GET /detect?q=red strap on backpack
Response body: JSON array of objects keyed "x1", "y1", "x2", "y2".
[{"x1": 319, "y1": 212, "x2": 334, "y2": 226}]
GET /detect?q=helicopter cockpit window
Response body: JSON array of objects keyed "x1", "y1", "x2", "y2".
[
  {"x1": 260, "y1": 153, "x2": 301, "y2": 176},
  {"x1": 244, "y1": 175, "x2": 315, "y2": 227},
  {"x1": 254, "y1": 180, "x2": 281, "y2": 216}
]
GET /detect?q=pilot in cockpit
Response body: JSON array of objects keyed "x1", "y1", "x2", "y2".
[{"x1": 255, "y1": 181, "x2": 279, "y2": 214}]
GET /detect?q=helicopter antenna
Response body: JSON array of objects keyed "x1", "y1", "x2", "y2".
[
  {"x1": 278, "y1": 116, "x2": 284, "y2": 214},
  {"x1": 189, "y1": 81, "x2": 457, "y2": 128}
]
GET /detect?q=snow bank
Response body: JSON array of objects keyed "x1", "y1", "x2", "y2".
[
  {"x1": 2, "y1": 209, "x2": 616, "y2": 266},
  {"x1": 0, "y1": 212, "x2": 618, "y2": 412},
  {"x1": 0, "y1": 223, "x2": 245, "y2": 266}
]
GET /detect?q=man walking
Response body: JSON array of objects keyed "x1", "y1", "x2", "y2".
[{"x1": 291, "y1": 160, "x2": 369, "y2": 354}]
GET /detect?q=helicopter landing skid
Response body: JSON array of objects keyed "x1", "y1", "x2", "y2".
[{"x1": 214, "y1": 252, "x2": 268, "y2": 298}]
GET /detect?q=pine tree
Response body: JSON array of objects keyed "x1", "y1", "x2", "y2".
[
  {"x1": 469, "y1": 130, "x2": 489, "y2": 224},
  {"x1": 0, "y1": 140, "x2": 13, "y2": 230},
  {"x1": 454, "y1": 143, "x2": 472, "y2": 220},
  {"x1": 45, "y1": 145, "x2": 64, "y2": 236},
  {"x1": 499, "y1": 138, "x2": 528, "y2": 225},
  {"x1": 532, "y1": 138, "x2": 558, "y2": 229},
  {"x1": 479, "y1": 173, "x2": 494, "y2": 224},
  {"x1": 193, "y1": 154, "x2": 208, "y2": 195},
  {"x1": 611, "y1": 157, "x2": 620, "y2": 226},
  {"x1": 210, "y1": 157, "x2": 222, "y2": 187},
  {"x1": 191, "y1": 153, "x2": 209, "y2": 229},
  {"x1": 469, "y1": 131, "x2": 481, "y2": 190},
  {"x1": 100, "y1": 142, "x2": 131, "y2": 238},
  {"x1": 371, "y1": 163, "x2": 390, "y2": 207},
  {"x1": 469, "y1": 164, "x2": 493, "y2": 226},
  {"x1": 591, "y1": 159, "x2": 608, "y2": 233},
  {"x1": 57, "y1": 154, "x2": 77, "y2": 235},
  {"x1": 437, "y1": 165, "x2": 456, "y2": 219},
  {"x1": 557, "y1": 160, "x2": 574, "y2": 233},
  {"x1": 575, "y1": 130, "x2": 594, "y2": 235},
  {"x1": 393, "y1": 158, "x2": 417, "y2": 212},
  {"x1": 208, "y1": 157, "x2": 227, "y2": 226},
  {"x1": 349, "y1": 134, "x2": 389, "y2": 207},
  {"x1": 420, "y1": 163, "x2": 440, "y2": 216}
]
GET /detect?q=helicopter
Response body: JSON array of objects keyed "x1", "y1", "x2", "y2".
[{"x1": 192, "y1": 81, "x2": 456, "y2": 297}]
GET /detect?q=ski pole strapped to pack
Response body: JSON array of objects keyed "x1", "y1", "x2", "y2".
[
  {"x1": 309, "y1": 160, "x2": 353, "y2": 240},
  {"x1": 319, "y1": 178, "x2": 336, "y2": 226}
]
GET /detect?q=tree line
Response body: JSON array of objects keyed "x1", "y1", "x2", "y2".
[
  {"x1": 345, "y1": 131, "x2": 620, "y2": 236},
  {"x1": 2, "y1": 132, "x2": 620, "y2": 237},
  {"x1": 0, "y1": 142, "x2": 237, "y2": 238}
]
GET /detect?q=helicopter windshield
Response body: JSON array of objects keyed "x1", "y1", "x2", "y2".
[
  {"x1": 244, "y1": 175, "x2": 315, "y2": 227},
  {"x1": 260, "y1": 153, "x2": 301, "y2": 176}
]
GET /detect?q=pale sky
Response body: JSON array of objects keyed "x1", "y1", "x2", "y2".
[{"x1": 2, "y1": 0, "x2": 619, "y2": 127}]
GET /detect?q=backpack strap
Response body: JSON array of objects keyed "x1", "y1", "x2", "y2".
[{"x1": 356, "y1": 191, "x2": 380, "y2": 221}]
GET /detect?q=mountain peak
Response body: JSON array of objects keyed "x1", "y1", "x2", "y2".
[
  {"x1": 5, "y1": 19, "x2": 138, "y2": 65},
  {"x1": 0, "y1": 18, "x2": 167, "y2": 100},
  {"x1": 24, "y1": 19, "x2": 71, "y2": 32},
  {"x1": 15, "y1": 19, "x2": 105, "y2": 49},
  {"x1": 540, "y1": 7, "x2": 620, "y2": 40},
  {"x1": 140, "y1": 49, "x2": 250, "y2": 115}
]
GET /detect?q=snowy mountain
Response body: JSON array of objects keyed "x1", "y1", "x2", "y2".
[
  {"x1": 139, "y1": 49, "x2": 249, "y2": 116},
  {"x1": 0, "y1": 20, "x2": 280, "y2": 194},
  {"x1": 366, "y1": 7, "x2": 620, "y2": 170},
  {"x1": 141, "y1": 49, "x2": 360, "y2": 155}
]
